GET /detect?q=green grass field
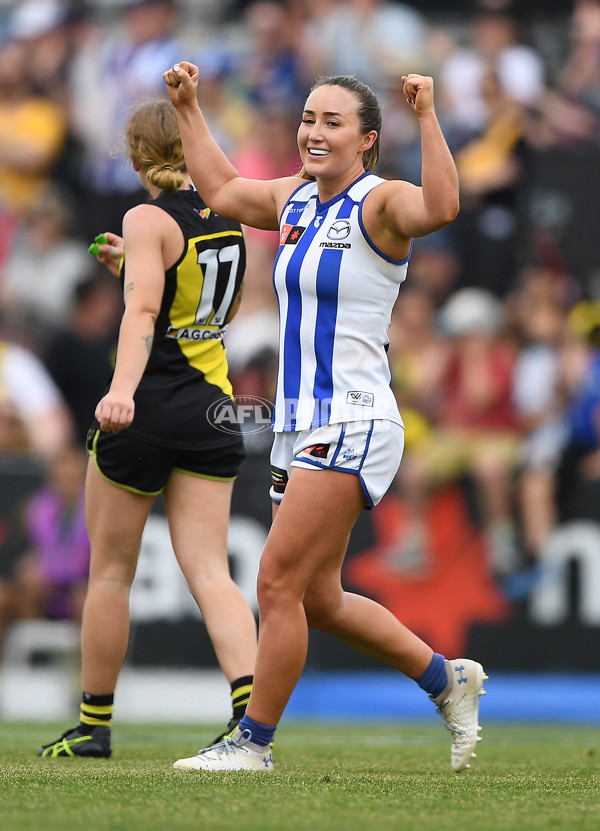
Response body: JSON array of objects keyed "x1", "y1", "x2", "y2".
[{"x1": 1, "y1": 721, "x2": 599, "y2": 831}]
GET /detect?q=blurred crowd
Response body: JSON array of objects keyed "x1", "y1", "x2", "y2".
[{"x1": 1, "y1": 0, "x2": 600, "y2": 646}]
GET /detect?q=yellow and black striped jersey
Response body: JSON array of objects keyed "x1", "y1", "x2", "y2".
[{"x1": 98, "y1": 187, "x2": 246, "y2": 450}]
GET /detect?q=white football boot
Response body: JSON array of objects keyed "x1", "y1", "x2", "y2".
[
  {"x1": 173, "y1": 729, "x2": 274, "y2": 772},
  {"x1": 432, "y1": 658, "x2": 488, "y2": 772}
]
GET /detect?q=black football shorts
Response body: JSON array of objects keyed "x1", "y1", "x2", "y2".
[{"x1": 86, "y1": 428, "x2": 245, "y2": 495}]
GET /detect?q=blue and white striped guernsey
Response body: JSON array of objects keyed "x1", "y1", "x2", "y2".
[{"x1": 272, "y1": 171, "x2": 409, "y2": 432}]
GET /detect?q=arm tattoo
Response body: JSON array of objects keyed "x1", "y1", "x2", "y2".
[
  {"x1": 124, "y1": 281, "x2": 134, "y2": 297},
  {"x1": 144, "y1": 334, "x2": 153, "y2": 356}
]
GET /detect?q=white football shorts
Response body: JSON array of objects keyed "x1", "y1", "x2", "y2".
[{"x1": 269, "y1": 419, "x2": 404, "y2": 509}]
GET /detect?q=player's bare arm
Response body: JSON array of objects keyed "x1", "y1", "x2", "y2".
[
  {"x1": 364, "y1": 74, "x2": 459, "y2": 255},
  {"x1": 163, "y1": 61, "x2": 298, "y2": 229},
  {"x1": 95, "y1": 206, "x2": 164, "y2": 433}
]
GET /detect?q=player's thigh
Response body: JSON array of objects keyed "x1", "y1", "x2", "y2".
[
  {"x1": 262, "y1": 466, "x2": 365, "y2": 591},
  {"x1": 163, "y1": 471, "x2": 234, "y2": 579},
  {"x1": 84, "y1": 460, "x2": 154, "y2": 580}
]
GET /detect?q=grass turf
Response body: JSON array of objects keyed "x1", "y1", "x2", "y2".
[{"x1": 1, "y1": 721, "x2": 599, "y2": 831}]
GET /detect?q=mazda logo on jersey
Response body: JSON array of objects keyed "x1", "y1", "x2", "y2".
[
  {"x1": 280, "y1": 224, "x2": 306, "y2": 245},
  {"x1": 327, "y1": 220, "x2": 351, "y2": 240}
]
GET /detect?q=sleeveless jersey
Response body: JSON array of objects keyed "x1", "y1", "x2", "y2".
[
  {"x1": 272, "y1": 172, "x2": 408, "y2": 432},
  {"x1": 99, "y1": 188, "x2": 246, "y2": 449}
]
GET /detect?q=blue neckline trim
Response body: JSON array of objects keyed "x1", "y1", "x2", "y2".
[{"x1": 315, "y1": 171, "x2": 372, "y2": 213}]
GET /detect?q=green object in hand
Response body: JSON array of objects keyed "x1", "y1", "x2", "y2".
[{"x1": 88, "y1": 233, "x2": 108, "y2": 256}]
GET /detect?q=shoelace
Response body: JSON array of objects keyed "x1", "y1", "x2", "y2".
[
  {"x1": 197, "y1": 736, "x2": 246, "y2": 758},
  {"x1": 433, "y1": 698, "x2": 464, "y2": 736},
  {"x1": 438, "y1": 716, "x2": 462, "y2": 736}
]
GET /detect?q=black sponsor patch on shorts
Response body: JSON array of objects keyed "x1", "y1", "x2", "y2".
[{"x1": 271, "y1": 465, "x2": 289, "y2": 494}]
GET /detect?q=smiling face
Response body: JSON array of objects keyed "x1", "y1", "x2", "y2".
[{"x1": 297, "y1": 83, "x2": 378, "y2": 190}]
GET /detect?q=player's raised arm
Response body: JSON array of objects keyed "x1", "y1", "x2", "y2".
[
  {"x1": 373, "y1": 74, "x2": 459, "y2": 242},
  {"x1": 163, "y1": 61, "x2": 286, "y2": 230}
]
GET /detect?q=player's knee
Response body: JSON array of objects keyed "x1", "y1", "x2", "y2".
[{"x1": 256, "y1": 561, "x2": 293, "y2": 612}]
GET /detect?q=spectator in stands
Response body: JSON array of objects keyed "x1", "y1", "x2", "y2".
[
  {"x1": 236, "y1": 1, "x2": 307, "y2": 112},
  {"x1": 6, "y1": 0, "x2": 76, "y2": 110},
  {"x1": 0, "y1": 337, "x2": 74, "y2": 459},
  {"x1": 454, "y1": 67, "x2": 525, "y2": 202},
  {"x1": 0, "y1": 36, "x2": 67, "y2": 265},
  {"x1": 557, "y1": 0, "x2": 600, "y2": 129},
  {"x1": 525, "y1": 0, "x2": 600, "y2": 150},
  {"x1": 0, "y1": 183, "x2": 93, "y2": 351},
  {"x1": 508, "y1": 268, "x2": 570, "y2": 592},
  {"x1": 6, "y1": 0, "x2": 95, "y2": 225},
  {"x1": 0, "y1": 398, "x2": 28, "y2": 457},
  {"x1": 399, "y1": 235, "x2": 461, "y2": 307},
  {"x1": 555, "y1": 300, "x2": 600, "y2": 520},
  {"x1": 435, "y1": 1, "x2": 546, "y2": 297},
  {"x1": 43, "y1": 272, "x2": 122, "y2": 446},
  {"x1": 439, "y1": 0, "x2": 545, "y2": 139},
  {"x1": 231, "y1": 102, "x2": 300, "y2": 266},
  {"x1": 68, "y1": 0, "x2": 182, "y2": 239},
  {"x1": 451, "y1": 65, "x2": 527, "y2": 298},
  {"x1": 388, "y1": 283, "x2": 449, "y2": 456},
  {"x1": 193, "y1": 47, "x2": 254, "y2": 159},
  {"x1": 299, "y1": 0, "x2": 429, "y2": 95},
  {"x1": 0, "y1": 444, "x2": 89, "y2": 657},
  {"x1": 384, "y1": 284, "x2": 450, "y2": 575},
  {"x1": 395, "y1": 288, "x2": 522, "y2": 581}
]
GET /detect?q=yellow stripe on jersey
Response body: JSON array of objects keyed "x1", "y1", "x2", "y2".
[{"x1": 169, "y1": 231, "x2": 243, "y2": 396}]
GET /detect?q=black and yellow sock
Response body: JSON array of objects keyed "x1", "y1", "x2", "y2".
[
  {"x1": 230, "y1": 675, "x2": 253, "y2": 722},
  {"x1": 79, "y1": 692, "x2": 114, "y2": 730}
]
